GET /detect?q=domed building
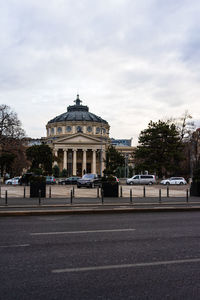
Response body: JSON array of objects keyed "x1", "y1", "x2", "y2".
[{"x1": 45, "y1": 95, "x2": 110, "y2": 176}]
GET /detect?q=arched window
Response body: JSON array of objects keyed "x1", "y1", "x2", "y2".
[
  {"x1": 87, "y1": 126, "x2": 92, "y2": 133},
  {"x1": 77, "y1": 126, "x2": 83, "y2": 133},
  {"x1": 57, "y1": 127, "x2": 62, "y2": 134},
  {"x1": 96, "y1": 127, "x2": 100, "y2": 134},
  {"x1": 66, "y1": 126, "x2": 72, "y2": 132}
]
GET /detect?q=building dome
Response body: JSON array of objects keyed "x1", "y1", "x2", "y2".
[
  {"x1": 48, "y1": 95, "x2": 108, "y2": 124},
  {"x1": 46, "y1": 95, "x2": 109, "y2": 138}
]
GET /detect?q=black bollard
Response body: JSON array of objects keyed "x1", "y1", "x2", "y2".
[
  {"x1": 5, "y1": 190, "x2": 8, "y2": 206},
  {"x1": 101, "y1": 189, "x2": 104, "y2": 204},
  {"x1": 23, "y1": 187, "x2": 26, "y2": 198},
  {"x1": 130, "y1": 189, "x2": 133, "y2": 204},
  {"x1": 143, "y1": 186, "x2": 146, "y2": 198},
  {"x1": 186, "y1": 189, "x2": 189, "y2": 203},
  {"x1": 49, "y1": 186, "x2": 51, "y2": 198},
  {"x1": 0, "y1": 186, "x2": 1, "y2": 199},
  {"x1": 97, "y1": 186, "x2": 99, "y2": 198},
  {"x1": 72, "y1": 186, "x2": 75, "y2": 197},
  {"x1": 39, "y1": 189, "x2": 41, "y2": 205},
  {"x1": 159, "y1": 189, "x2": 161, "y2": 204},
  {"x1": 167, "y1": 185, "x2": 169, "y2": 197},
  {"x1": 70, "y1": 190, "x2": 73, "y2": 205},
  {"x1": 120, "y1": 186, "x2": 122, "y2": 197}
]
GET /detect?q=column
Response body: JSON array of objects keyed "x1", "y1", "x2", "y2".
[
  {"x1": 92, "y1": 149, "x2": 96, "y2": 174},
  {"x1": 72, "y1": 149, "x2": 77, "y2": 175},
  {"x1": 63, "y1": 149, "x2": 68, "y2": 170},
  {"x1": 53, "y1": 149, "x2": 58, "y2": 166},
  {"x1": 82, "y1": 149, "x2": 87, "y2": 175},
  {"x1": 102, "y1": 150, "x2": 106, "y2": 174}
]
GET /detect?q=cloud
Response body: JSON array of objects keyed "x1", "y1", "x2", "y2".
[{"x1": 0, "y1": 0, "x2": 200, "y2": 145}]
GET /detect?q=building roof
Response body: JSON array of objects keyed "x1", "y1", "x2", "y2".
[{"x1": 48, "y1": 95, "x2": 108, "y2": 125}]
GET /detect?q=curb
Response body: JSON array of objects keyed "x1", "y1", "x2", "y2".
[{"x1": 1, "y1": 206, "x2": 200, "y2": 216}]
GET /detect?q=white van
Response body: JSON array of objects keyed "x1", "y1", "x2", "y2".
[{"x1": 126, "y1": 174, "x2": 156, "y2": 185}]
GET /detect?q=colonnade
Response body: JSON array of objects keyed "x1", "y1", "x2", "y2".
[{"x1": 53, "y1": 148, "x2": 105, "y2": 176}]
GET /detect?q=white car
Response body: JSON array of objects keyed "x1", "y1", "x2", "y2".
[
  {"x1": 5, "y1": 177, "x2": 21, "y2": 185},
  {"x1": 160, "y1": 177, "x2": 187, "y2": 185}
]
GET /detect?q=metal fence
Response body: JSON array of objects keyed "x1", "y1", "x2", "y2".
[{"x1": 0, "y1": 184, "x2": 197, "y2": 208}]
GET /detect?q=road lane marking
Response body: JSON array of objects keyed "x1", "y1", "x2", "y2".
[
  {"x1": 0, "y1": 244, "x2": 30, "y2": 248},
  {"x1": 31, "y1": 228, "x2": 136, "y2": 236},
  {"x1": 52, "y1": 257, "x2": 200, "y2": 273}
]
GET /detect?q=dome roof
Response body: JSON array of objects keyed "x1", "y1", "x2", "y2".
[{"x1": 48, "y1": 95, "x2": 108, "y2": 125}]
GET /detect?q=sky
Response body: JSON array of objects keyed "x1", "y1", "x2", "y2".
[{"x1": 1, "y1": 0, "x2": 200, "y2": 145}]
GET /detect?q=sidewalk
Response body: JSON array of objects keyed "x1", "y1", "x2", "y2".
[{"x1": 1, "y1": 196, "x2": 200, "y2": 216}]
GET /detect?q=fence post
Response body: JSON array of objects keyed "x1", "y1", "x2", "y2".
[
  {"x1": 38, "y1": 189, "x2": 41, "y2": 205},
  {"x1": 23, "y1": 187, "x2": 26, "y2": 198},
  {"x1": 186, "y1": 189, "x2": 189, "y2": 203},
  {"x1": 5, "y1": 190, "x2": 8, "y2": 206},
  {"x1": 130, "y1": 189, "x2": 133, "y2": 204},
  {"x1": 101, "y1": 189, "x2": 104, "y2": 204},
  {"x1": 97, "y1": 186, "x2": 99, "y2": 198},
  {"x1": 167, "y1": 186, "x2": 169, "y2": 198},
  {"x1": 120, "y1": 186, "x2": 122, "y2": 197},
  {"x1": 159, "y1": 189, "x2": 161, "y2": 204},
  {"x1": 70, "y1": 190, "x2": 73, "y2": 205},
  {"x1": 143, "y1": 186, "x2": 146, "y2": 198}
]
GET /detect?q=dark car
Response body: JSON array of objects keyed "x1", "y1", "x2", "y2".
[
  {"x1": 59, "y1": 176, "x2": 81, "y2": 185},
  {"x1": 77, "y1": 174, "x2": 101, "y2": 188},
  {"x1": 46, "y1": 176, "x2": 56, "y2": 184},
  {"x1": 19, "y1": 173, "x2": 34, "y2": 186}
]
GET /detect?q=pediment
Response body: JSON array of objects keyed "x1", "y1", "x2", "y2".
[{"x1": 53, "y1": 133, "x2": 103, "y2": 145}]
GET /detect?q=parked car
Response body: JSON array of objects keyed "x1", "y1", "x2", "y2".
[
  {"x1": 77, "y1": 174, "x2": 101, "y2": 188},
  {"x1": 5, "y1": 177, "x2": 21, "y2": 185},
  {"x1": 126, "y1": 174, "x2": 156, "y2": 185},
  {"x1": 160, "y1": 177, "x2": 187, "y2": 185},
  {"x1": 59, "y1": 176, "x2": 81, "y2": 185},
  {"x1": 19, "y1": 173, "x2": 34, "y2": 186},
  {"x1": 46, "y1": 176, "x2": 56, "y2": 184}
]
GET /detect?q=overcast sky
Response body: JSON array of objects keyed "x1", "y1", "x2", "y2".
[{"x1": 1, "y1": 0, "x2": 200, "y2": 145}]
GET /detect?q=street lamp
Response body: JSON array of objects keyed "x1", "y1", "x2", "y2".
[
  {"x1": 100, "y1": 122, "x2": 103, "y2": 177},
  {"x1": 124, "y1": 154, "x2": 128, "y2": 178}
]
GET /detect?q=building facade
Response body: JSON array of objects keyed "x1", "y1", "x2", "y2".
[
  {"x1": 45, "y1": 95, "x2": 135, "y2": 177},
  {"x1": 45, "y1": 95, "x2": 110, "y2": 176}
]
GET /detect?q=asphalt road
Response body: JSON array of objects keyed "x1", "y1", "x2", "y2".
[{"x1": 1, "y1": 212, "x2": 200, "y2": 299}]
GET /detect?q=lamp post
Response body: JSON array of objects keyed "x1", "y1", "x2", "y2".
[
  {"x1": 100, "y1": 123, "x2": 103, "y2": 177},
  {"x1": 124, "y1": 154, "x2": 128, "y2": 178}
]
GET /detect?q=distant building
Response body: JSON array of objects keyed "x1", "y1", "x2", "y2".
[
  {"x1": 111, "y1": 138, "x2": 132, "y2": 147},
  {"x1": 23, "y1": 138, "x2": 44, "y2": 147}
]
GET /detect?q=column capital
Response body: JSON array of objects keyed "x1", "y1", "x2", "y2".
[{"x1": 72, "y1": 148, "x2": 77, "y2": 152}]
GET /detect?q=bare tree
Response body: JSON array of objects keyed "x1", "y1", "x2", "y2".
[
  {"x1": 0, "y1": 104, "x2": 25, "y2": 145},
  {"x1": 0, "y1": 105, "x2": 27, "y2": 177}
]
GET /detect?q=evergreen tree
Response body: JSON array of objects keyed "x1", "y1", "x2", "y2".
[
  {"x1": 61, "y1": 168, "x2": 68, "y2": 177},
  {"x1": 134, "y1": 120, "x2": 184, "y2": 177},
  {"x1": 52, "y1": 165, "x2": 60, "y2": 178},
  {"x1": 104, "y1": 145, "x2": 125, "y2": 176},
  {"x1": 26, "y1": 144, "x2": 53, "y2": 175}
]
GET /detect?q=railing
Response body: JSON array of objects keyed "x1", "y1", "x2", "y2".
[{"x1": 0, "y1": 184, "x2": 196, "y2": 208}]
